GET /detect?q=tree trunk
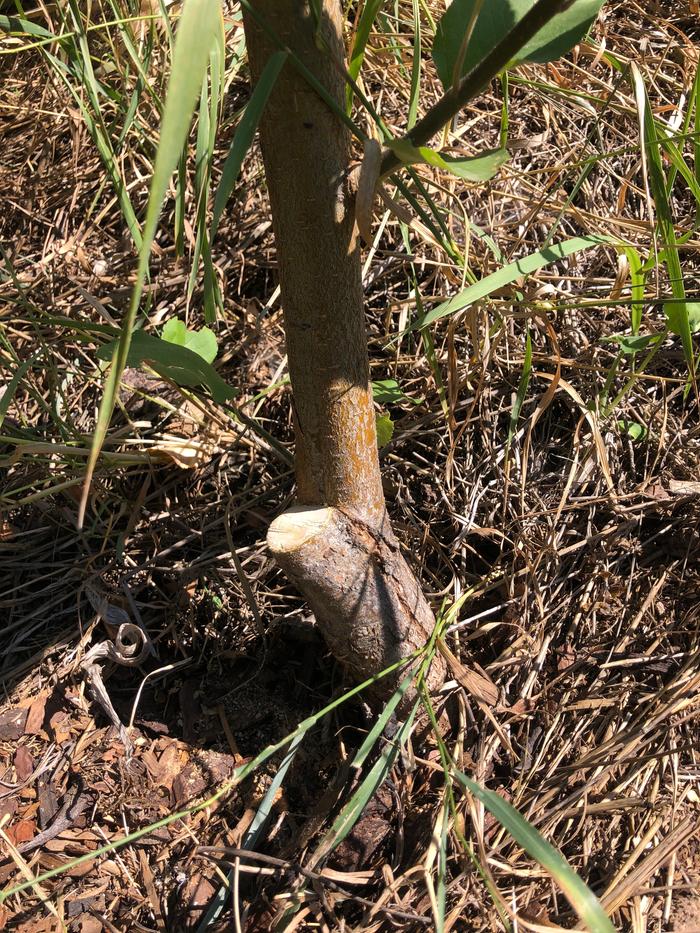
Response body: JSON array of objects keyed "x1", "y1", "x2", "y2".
[{"x1": 242, "y1": 0, "x2": 444, "y2": 702}]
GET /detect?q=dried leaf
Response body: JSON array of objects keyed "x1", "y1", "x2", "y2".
[
  {"x1": 14, "y1": 746, "x2": 34, "y2": 782},
  {"x1": 0, "y1": 707, "x2": 28, "y2": 741},
  {"x1": 438, "y1": 640, "x2": 499, "y2": 705},
  {"x1": 85, "y1": 581, "x2": 130, "y2": 630},
  {"x1": 7, "y1": 819, "x2": 36, "y2": 846},
  {"x1": 355, "y1": 137, "x2": 381, "y2": 244},
  {"x1": 24, "y1": 694, "x2": 47, "y2": 735}
]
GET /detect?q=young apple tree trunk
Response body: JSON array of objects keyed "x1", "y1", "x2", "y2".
[{"x1": 242, "y1": 0, "x2": 444, "y2": 701}]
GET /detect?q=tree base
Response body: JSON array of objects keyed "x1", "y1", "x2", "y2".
[{"x1": 268, "y1": 506, "x2": 445, "y2": 706}]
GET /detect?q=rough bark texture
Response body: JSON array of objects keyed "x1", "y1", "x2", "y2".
[
  {"x1": 242, "y1": 0, "x2": 384, "y2": 527},
  {"x1": 268, "y1": 507, "x2": 444, "y2": 701},
  {"x1": 242, "y1": 0, "x2": 445, "y2": 698}
]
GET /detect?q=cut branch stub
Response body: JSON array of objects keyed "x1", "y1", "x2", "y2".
[{"x1": 268, "y1": 506, "x2": 445, "y2": 704}]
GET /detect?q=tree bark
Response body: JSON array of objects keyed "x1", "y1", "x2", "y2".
[{"x1": 242, "y1": 0, "x2": 444, "y2": 700}]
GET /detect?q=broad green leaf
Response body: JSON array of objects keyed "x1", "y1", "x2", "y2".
[
  {"x1": 455, "y1": 770, "x2": 615, "y2": 933},
  {"x1": 413, "y1": 235, "x2": 609, "y2": 331},
  {"x1": 161, "y1": 318, "x2": 189, "y2": 346},
  {"x1": 183, "y1": 327, "x2": 218, "y2": 363},
  {"x1": 162, "y1": 319, "x2": 218, "y2": 363},
  {"x1": 79, "y1": 0, "x2": 222, "y2": 526},
  {"x1": 372, "y1": 379, "x2": 422, "y2": 406},
  {"x1": 388, "y1": 139, "x2": 508, "y2": 181},
  {"x1": 618, "y1": 419, "x2": 646, "y2": 441},
  {"x1": 375, "y1": 413, "x2": 394, "y2": 447},
  {"x1": 96, "y1": 331, "x2": 236, "y2": 404},
  {"x1": 684, "y1": 302, "x2": 700, "y2": 333},
  {"x1": 211, "y1": 50, "x2": 288, "y2": 240},
  {"x1": 433, "y1": 0, "x2": 605, "y2": 90}
]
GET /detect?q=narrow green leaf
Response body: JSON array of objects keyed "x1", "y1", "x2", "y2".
[
  {"x1": 414, "y1": 235, "x2": 609, "y2": 331},
  {"x1": 407, "y1": 0, "x2": 422, "y2": 129},
  {"x1": 0, "y1": 14, "x2": 55, "y2": 39},
  {"x1": 96, "y1": 331, "x2": 235, "y2": 403},
  {"x1": 433, "y1": 0, "x2": 605, "y2": 90},
  {"x1": 623, "y1": 245, "x2": 644, "y2": 334},
  {"x1": 506, "y1": 326, "x2": 532, "y2": 453},
  {"x1": 455, "y1": 770, "x2": 615, "y2": 933},
  {"x1": 388, "y1": 139, "x2": 508, "y2": 181},
  {"x1": 0, "y1": 356, "x2": 35, "y2": 428},
  {"x1": 605, "y1": 332, "x2": 663, "y2": 354},
  {"x1": 346, "y1": 0, "x2": 383, "y2": 111},
  {"x1": 320, "y1": 703, "x2": 418, "y2": 855},
  {"x1": 79, "y1": 0, "x2": 222, "y2": 526},
  {"x1": 631, "y1": 63, "x2": 694, "y2": 372},
  {"x1": 211, "y1": 50, "x2": 288, "y2": 241}
]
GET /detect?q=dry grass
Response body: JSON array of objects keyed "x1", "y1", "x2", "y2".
[{"x1": 1, "y1": 0, "x2": 700, "y2": 930}]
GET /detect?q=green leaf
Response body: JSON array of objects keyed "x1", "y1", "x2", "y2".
[
  {"x1": 413, "y1": 235, "x2": 609, "y2": 331},
  {"x1": 162, "y1": 319, "x2": 218, "y2": 363},
  {"x1": 184, "y1": 327, "x2": 218, "y2": 364},
  {"x1": 631, "y1": 64, "x2": 694, "y2": 373},
  {"x1": 210, "y1": 50, "x2": 288, "y2": 241},
  {"x1": 0, "y1": 14, "x2": 56, "y2": 40},
  {"x1": 433, "y1": 0, "x2": 605, "y2": 90},
  {"x1": 346, "y1": 0, "x2": 384, "y2": 111},
  {"x1": 0, "y1": 356, "x2": 36, "y2": 428},
  {"x1": 96, "y1": 331, "x2": 236, "y2": 404},
  {"x1": 605, "y1": 332, "x2": 663, "y2": 354},
  {"x1": 372, "y1": 379, "x2": 422, "y2": 406},
  {"x1": 161, "y1": 318, "x2": 188, "y2": 346},
  {"x1": 618, "y1": 419, "x2": 646, "y2": 441},
  {"x1": 388, "y1": 139, "x2": 508, "y2": 181},
  {"x1": 80, "y1": 0, "x2": 222, "y2": 526},
  {"x1": 684, "y1": 302, "x2": 700, "y2": 333},
  {"x1": 375, "y1": 413, "x2": 394, "y2": 447},
  {"x1": 506, "y1": 326, "x2": 532, "y2": 454},
  {"x1": 455, "y1": 770, "x2": 615, "y2": 933}
]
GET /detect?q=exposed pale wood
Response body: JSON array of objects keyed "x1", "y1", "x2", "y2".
[{"x1": 268, "y1": 507, "x2": 444, "y2": 702}]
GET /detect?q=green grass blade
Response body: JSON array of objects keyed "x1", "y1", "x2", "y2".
[
  {"x1": 346, "y1": 0, "x2": 383, "y2": 112},
  {"x1": 78, "y1": 0, "x2": 223, "y2": 527},
  {"x1": 506, "y1": 325, "x2": 532, "y2": 458},
  {"x1": 414, "y1": 235, "x2": 609, "y2": 331},
  {"x1": 631, "y1": 63, "x2": 694, "y2": 373},
  {"x1": 211, "y1": 49, "x2": 288, "y2": 241},
  {"x1": 0, "y1": 13, "x2": 55, "y2": 39},
  {"x1": 0, "y1": 356, "x2": 35, "y2": 428},
  {"x1": 623, "y1": 246, "x2": 645, "y2": 335},
  {"x1": 315, "y1": 699, "x2": 420, "y2": 860},
  {"x1": 454, "y1": 770, "x2": 615, "y2": 933},
  {"x1": 407, "y1": 0, "x2": 421, "y2": 129}
]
